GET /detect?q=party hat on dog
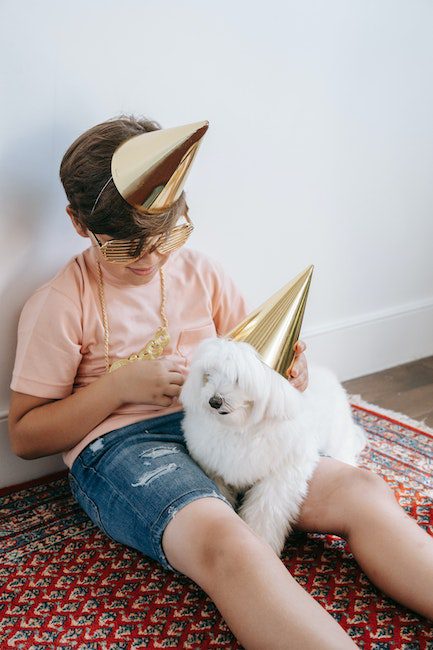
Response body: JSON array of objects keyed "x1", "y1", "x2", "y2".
[
  {"x1": 227, "y1": 265, "x2": 314, "y2": 376},
  {"x1": 111, "y1": 120, "x2": 209, "y2": 213}
]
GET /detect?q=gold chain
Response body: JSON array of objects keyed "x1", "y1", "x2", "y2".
[{"x1": 96, "y1": 261, "x2": 170, "y2": 373}]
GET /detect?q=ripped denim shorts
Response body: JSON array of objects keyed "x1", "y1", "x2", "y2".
[{"x1": 68, "y1": 410, "x2": 233, "y2": 572}]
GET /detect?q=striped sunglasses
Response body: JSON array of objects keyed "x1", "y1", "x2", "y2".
[{"x1": 90, "y1": 212, "x2": 193, "y2": 264}]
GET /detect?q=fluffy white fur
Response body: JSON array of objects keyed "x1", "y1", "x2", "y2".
[{"x1": 180, "y1": 337, "x2": 367, "y2": 556}]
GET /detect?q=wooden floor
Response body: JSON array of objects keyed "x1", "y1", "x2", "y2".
[{"x1": 343, "y1": 356, "x2": 433, "y2": 427}]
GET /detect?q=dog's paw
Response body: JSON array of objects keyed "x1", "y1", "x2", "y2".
[
  {"x1": 238, "y1": 502, "x2": 290, "y2": 557},
  {"x1": 210, "y1": 474, "x2": 238, "y2": 508}
]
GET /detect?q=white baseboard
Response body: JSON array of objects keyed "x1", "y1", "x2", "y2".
[
  {"x1": 304, "y1": 296, "x2": 433, "y2": 381},
  {"x1": 0, "y1": 415, "x2": 65, "y2": 490}
]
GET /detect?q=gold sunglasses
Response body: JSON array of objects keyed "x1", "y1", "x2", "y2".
[{"x1": 91, "y1": 213, "x2": 194, "y2": 264}]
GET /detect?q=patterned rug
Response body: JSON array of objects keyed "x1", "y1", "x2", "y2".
[{"x1": 1, "y1": 403, "x2": 433, "y2": 650}]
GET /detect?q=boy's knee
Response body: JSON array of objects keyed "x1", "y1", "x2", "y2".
[
  {"x1": 162, "y1": 496, "x2": 264, "y2": 582},
  {"x1": 296, "y1": 460, "x2": 397, "y2": 537},
  {"x1": 199, "y1": 515, "x2": 266, "y2": 577},
  {"x1": 340, "y1": 466, "x2": 398, "y2": 532},
  {"x1": 344, "y1": 466, "x2": 395, "y2": 501}
]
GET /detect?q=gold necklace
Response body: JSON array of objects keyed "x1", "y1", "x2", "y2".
[{"x1": 96, "y1": 261, "x2": 170, "y2": 373}]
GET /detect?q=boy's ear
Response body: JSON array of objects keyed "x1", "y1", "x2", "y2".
[{"x1": 66, "y1": 205, "x2": 89, "y2": 238}]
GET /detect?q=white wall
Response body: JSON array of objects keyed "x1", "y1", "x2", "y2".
[{"x1": 1, "y1": 0, "x2": 433, "y2": 486}]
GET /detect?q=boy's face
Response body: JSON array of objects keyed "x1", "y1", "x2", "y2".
[
  {"x1": 67, "y1": 207, "x2": 170, "y2": 286},
  {"x1": 91, "y1": 232, "x2": 171, "y2": 286}
]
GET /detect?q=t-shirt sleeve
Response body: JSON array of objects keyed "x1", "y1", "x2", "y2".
[
  {"x1": 10, "y1": 287, "x2": 83, "y2": 399},
  {"x1": 209, "y1": 258, "x2": 250, "y2": 336}
]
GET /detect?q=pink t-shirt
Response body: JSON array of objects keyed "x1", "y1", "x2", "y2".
[{"x1": 11, "y1": 245, "x2": 249, "y2": 468}]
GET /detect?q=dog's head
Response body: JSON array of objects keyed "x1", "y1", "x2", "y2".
[{"x1": 180, "y1": 337, "x2": 301, "y2": 427}]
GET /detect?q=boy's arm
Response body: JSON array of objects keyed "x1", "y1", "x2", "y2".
[
  {"x1": 9, "y1": 359, "x2": 184, "y2": 460},
  {"x1": 8, "y1": 373, "x2": 122, "y2": 459},
  {"x1": 209, "y1": 258, "x2": 250, "y2": 335}
]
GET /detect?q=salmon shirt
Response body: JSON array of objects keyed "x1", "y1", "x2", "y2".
[{"x1": 10, "y1": 245, "x2": 249, "y2": 468}]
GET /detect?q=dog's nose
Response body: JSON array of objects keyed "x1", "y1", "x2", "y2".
[{"x1": 209, "y1": 394, "x2": 223, "y2": 409}]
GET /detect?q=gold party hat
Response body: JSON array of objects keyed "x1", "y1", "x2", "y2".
[
  {"x1": 111, "y1": 120, "x2": 209, "y2": 213},
  {"x1": 227, "y1": 265, "x2": 314, "y2": 376}
]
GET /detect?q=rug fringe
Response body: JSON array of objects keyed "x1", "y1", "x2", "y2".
[{"x1": 349, "y1": 394, "x2": 433, "y2": 435}]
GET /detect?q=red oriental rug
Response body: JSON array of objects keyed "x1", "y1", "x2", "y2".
[{"x1": 1, "y1": 402, "x2": 433, "y2": 649}]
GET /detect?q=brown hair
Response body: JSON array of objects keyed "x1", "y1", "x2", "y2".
[{"x1": 59, "y1": 115, "x2": 187, "y2": 239}]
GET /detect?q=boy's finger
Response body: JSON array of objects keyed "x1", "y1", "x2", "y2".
[
  {"x1": 294, "y1": 340, "x2": 306, "y2": 354},
  {"x1": 291, "y1": 372, "x2": 307, "y2": 387},
  {"x1": 286, "y1": 357, "x2": 303, "y2": 378},
  {"x1": 290, "y1": 355, "x2": 306, "y2": 375},
  {"x1": 169, "y1": 371, "x2": 185, "y2": 384}
]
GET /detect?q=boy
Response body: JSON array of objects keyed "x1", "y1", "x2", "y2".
[{"x1": 9, "y1": 116, "x2": 433, "y2": 650}]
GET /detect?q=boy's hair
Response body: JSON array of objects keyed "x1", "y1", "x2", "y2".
[{"x1": 60, "y1": 115, "x2": 187, "y2": 239}]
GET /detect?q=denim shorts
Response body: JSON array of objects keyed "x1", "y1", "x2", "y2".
[{"x1": 68, "y1": 410, "x2": 233, "y2": 572}]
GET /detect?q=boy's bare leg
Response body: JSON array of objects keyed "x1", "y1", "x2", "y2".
[
  {"x1": 296, "y1": 458, "x2": 433, "y2": 620},
  {"x1": 163, "y1": 497, "x2": 357, "y2": 650}
]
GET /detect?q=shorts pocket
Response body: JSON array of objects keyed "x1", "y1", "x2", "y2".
[
  {"x1": 176, "y1": 322, "x2": 216, "y2": 360},
  {"x1": 68, "y1": 472, "x2": 106, "y2": 533}
]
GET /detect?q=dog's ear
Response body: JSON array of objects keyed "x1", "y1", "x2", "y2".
[
  {"x1": 234, "y1": 344, "x2": 301, "y2": 423},
  {"x1": 261, "y1": 365, "x2": 302, "y2": 421}
]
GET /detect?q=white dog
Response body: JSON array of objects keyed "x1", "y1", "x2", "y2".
[{"x1": 180, "y1": 337, "x2": 367, "y2": 556}]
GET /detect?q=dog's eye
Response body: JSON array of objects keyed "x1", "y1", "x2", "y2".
[{"x1": 203, "y1": 372, "x2": 210, "y2": 384}]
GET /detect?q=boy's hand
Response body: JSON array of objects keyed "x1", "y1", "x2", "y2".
[
  {"x1": 285, "y1": 340, "x2": 308, "y2": 392},
  {"x1": 111, "y1": 358, "x2": 185, "y2": 407}
]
